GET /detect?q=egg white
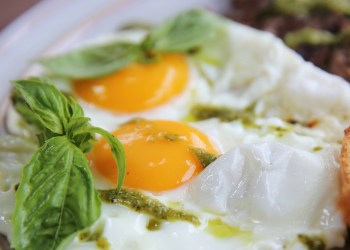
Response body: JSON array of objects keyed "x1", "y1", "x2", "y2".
[
  {"x1": 70, "y1": 20, "x2": 349, "y2": 249},
  {"x1": 2, "y1": 15, "x2": 350, "y2": 250}
]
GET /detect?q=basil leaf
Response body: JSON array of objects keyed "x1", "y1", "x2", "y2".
[
  {"x1": 36, "y1": 10, "x2": 221, "y2": 80},
  {"x1": 66, "y1": 117, "x2": 95, "y2": 153},
  {"x1": 12, "y1": 136, "x2": 101, "y2": 250},
  {"x1": 70, "y1": 124, "x2": 125, "y2": 190},
  {"x1": 12, "y1": 79, "x2": 127, "y2": 250},
  {"x1": 66, "y1": 98, "x2": 95, "y2": 153},
  {"x1": 85, "y1": 127, "x2": 126, "y2": 191},
  {"x1": 37, "y1": 127, "x2": 60, "y2": 147},
  {"x1": 143, "y1": 9, "x2": 216, "y2": 52},
  {"x1": 14, "y1": 80, "x2": 71, "y2": 134},
  {"x1": 37, "y1": 42, "x2": 140, "y2": 79},
  {"x1": 11, "y1": 88, "x2": 44, "y2": 130}
]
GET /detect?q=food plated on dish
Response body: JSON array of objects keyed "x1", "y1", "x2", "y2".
[{"x1": 1, "y1": 9, "x2": 350, "y2": 250}]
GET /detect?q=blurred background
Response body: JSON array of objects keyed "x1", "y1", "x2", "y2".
[
  {"x1": 1, "y1": 0, "x2": 350, "y2": 82},
  {"x1": 0, "y1": 0, "x2": 39, "y2": 30}
]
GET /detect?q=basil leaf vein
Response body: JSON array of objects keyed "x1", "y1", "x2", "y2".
[
  {"x1": 11, "y1": 79, "x2": 126, "y2": 250},
  {"x1": 12, "y1": 136, "x2": 101, "y2": 250},
  {"x1": 15, "y1": 80, "x2": 70, "y2": 134}
]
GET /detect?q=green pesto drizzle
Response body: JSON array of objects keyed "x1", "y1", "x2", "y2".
[
  {"x1": 284, "y1": 28, "x2": 337, "y2": 48},
  {"x1": 190, "y1": 147, "x2": 219, "y2": 167},
  {"x1": 186, "y1": 104, "x2": 256, "y2": 125},
  {"x1": 298, "y1": 234, "x2": 326, "y2": 250},
  {"x1": 99, "y1": 188, "x2": 200, "y2": 226},
  {"x1": 78, "y1": 223, "x2": 110, "y2": 250},
  {"x1": 205, "y1": 218, "x2": 252, "y2": 240},
  {"x1": 146, "y1": 132, "x2": 185, "y2": 142},
  {"x1": 122, "y1": 118, "x2": 185, "y2": 142},
  {"x1": 147, "y1": 218, "x2": 162, "y2": 231},
  {"x1": 163, "y1": 133, "x2": 184, "y2": 141},
  {"x1": 268, "y1": 125, "x2": 291, "y2": 137},
  {"x1": 312, "y1": 146, "x2": 323, "y2": 152},
  {"x1": 273, "y1": 0, "x2": 350, "y2": 16},
  {"x1": 284, "y1": 27, "x2": 350, "y2": 48}
]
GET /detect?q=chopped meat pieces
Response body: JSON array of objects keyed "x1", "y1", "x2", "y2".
[{"x1": 226, "y1": 0, "x2": 350, "y2": 82}]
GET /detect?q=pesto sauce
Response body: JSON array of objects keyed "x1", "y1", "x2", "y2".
[
  {"x1": 268, "y1": 125, "x2": 292, "y2": 137},
  {"x1": 187, "y1": 104, "x2": 256, "y2": 124},
  {"x1": 298, "y1": 234, "x2": 326, "y2": 250},
  {"x1": 99, "y1": 188, "x2": 200, "y2": 226},
  {"x1": 78, "y1": 223, "x2": 110, "y2": 250},
  {"x1": 312, "y1": 146, "x2": 323, "y2": 152},
  {"x1": 146, "y1": 132, "x2": 185, "y2": 143},
  {"x1": 284, "y1": 27, "x2": 350, "y2": 48},
  {"x1": 284, "y1": 28, "x2": 337, "y2": 48},
  {"x1": 273, "y1": 0, "x2": 350, "y2": 16},
  {"x1": 190, "y1": 147, "x2": 219, "y2": 167},
  {"x1": 205, "y1": 218, "x2": 252, "y2": 240},
  {"x1": 147, "y1": 218, "x2": 162, "y2": 231},
  {"x1": 163, "y1": 133, "x2": 184, "y2": 141}
]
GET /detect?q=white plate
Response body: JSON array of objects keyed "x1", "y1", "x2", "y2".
[{"x1": 0, "y1": 0, "x2": 230, "y2": 134}]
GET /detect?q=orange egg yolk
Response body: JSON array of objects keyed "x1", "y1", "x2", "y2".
[
  {"x1": 89, "y1": 119, "x2": 218, "y2": 191},
  {"x1": 73, "y1": 53, "x2": 189, "y2": 113}
]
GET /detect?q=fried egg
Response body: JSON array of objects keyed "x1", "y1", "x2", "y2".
[
  {"x1": 30, "y1": 28, "x2": 216, "y2": 132},
  {"x1": 72, "y1": 51, "x2": 212, "y2": 132},
  {"x1": 2, "y1": 11, "x2": 350, "y2": 250}
]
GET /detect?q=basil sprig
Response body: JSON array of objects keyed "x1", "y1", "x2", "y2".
[
  {"x1": 142, "y1": 9, "x2": 216, "y2": 53},
  {"x1": 11, "y1": 79, "x2": 126, "y2": 250},
  {"x1": 37, "y1": 42, "x2": 140, "y2": 79},
  {"x1": 37, "y1": 9, "x2": 219, "y2": 79}
]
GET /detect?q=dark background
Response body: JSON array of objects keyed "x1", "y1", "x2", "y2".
[{"x1": 0, "y1": 0, "x2": 39, "y2": 30}]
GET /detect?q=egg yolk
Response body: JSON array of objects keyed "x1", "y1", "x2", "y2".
[
  {"x1": 73, "y1": 53, "x2": 189, "y2": 113},
  {"x1": 89, "y1": 119, "x2": 218, "y2": 191}
]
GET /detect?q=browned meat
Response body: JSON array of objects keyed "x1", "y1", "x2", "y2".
[
  {"x1": 226, "y1": 0, "x2": 350, "y2": 82},
  {"x1": 227, "y1": 0, "x2": 272, "y2": 26},
  {"x1": 330, "y1": 46, "x2": 350, "y2": 82},
  {"x1": 295, "y1": 44, "x2": 332, "y2": 72},
  {"x1": 260, "y1": 16, "x2": 304, "y2": 37}
]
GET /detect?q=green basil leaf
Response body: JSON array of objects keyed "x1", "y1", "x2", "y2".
[
  {"x1": 284, "y1": 27, "x2": 337, "y2": 48},
  {"x1": 143, "y1": 9, "x2": 217, "y2": 52},
  {"x1": 11, "y1": 88, "x2": 44, "y2": 130},
  {"x1": 12, "y1": 136, "x2": 101, "y2": 250},
  {"x1": 65, "y1": 97, "x2": 96, "y2": 153},
  {"x1": 67, "y1": 96, "x2": 85, "y2": 118},
  {"x1": 86, "y1": 127, "x2": 126, "y2": 191},
  {"x1": 37, "y1": 127, "x2": 60, "y2": 146},
  {"x1": 65, "y1": 116, "x2": 95, "y2": 153},
  {"x1": 37, "y1": 42, "x2": 140, "y2": 79},
  {"x1": 66, "y1": 113, "x2": 126, "y2": 191},
  {"x1": 35, "y1": 10, "x2": 222, "y2": 80},
  {"x1": 14, "y1": 80, "x2": 71, "y2": 134},
  {"x1": 11, "y1": 79, "x2": 127, "y2": 250}
]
